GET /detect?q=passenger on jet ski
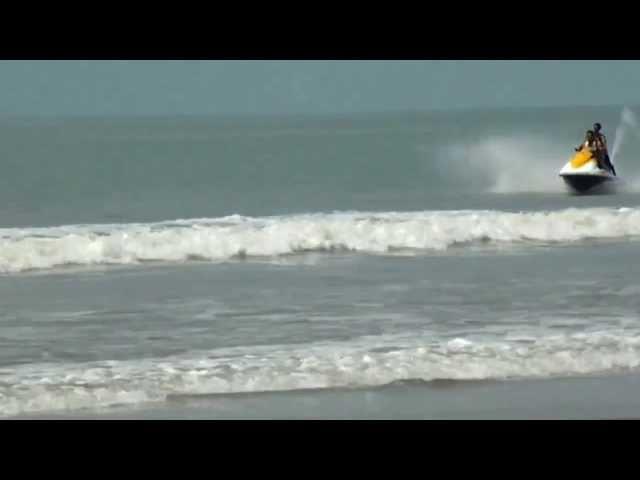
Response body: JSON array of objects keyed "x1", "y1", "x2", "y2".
[{"x1": 594, "y1": 123, "x2": 617, "y2": 176}]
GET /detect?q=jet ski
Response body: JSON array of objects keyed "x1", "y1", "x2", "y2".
[{"x1": 559, "y1": 148, "x2": 617, "y2": 194}]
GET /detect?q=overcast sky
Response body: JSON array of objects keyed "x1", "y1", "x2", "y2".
[{"x1": 0, "y1": 60, "x2": 638, "y2": 116}]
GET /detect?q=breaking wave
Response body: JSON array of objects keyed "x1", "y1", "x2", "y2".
[
  {"x1": 4, "y1": 329, "x2": 640, "y2": 417},
  {"x1": 2, "y1": 207, "x2": 640, "y2": 273}
]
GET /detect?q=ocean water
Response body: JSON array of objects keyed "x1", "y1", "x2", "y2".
[{"x1": 3, "y1": 106, "x2": 640, "y2": 418}]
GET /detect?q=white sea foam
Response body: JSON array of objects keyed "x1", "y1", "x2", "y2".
[
  {"x1": 3, "y1": 329, "x2": 640, "y2": 417},
  {"x1": 2, "y1": 207, "x2": 640, "y2": 273}
]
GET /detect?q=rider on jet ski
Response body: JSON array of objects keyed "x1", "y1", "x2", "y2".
[
  {"x1": 593, "y1": 123, "x2": 617, "y2": 176},
  {"x1": 574, "y1": 126, "x2": 617, "y2": 176},
  {"x1": 575, "y1": 130, "x2": 598, "y2": 156}
]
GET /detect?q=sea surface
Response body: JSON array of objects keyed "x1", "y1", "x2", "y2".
[{"x1": 2, "y1": 106, "x2": 640, "y2": 418}]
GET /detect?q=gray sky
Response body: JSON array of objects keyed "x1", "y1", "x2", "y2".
[{"x1": 0, "y1": 60, "x2": 639, "y2": 116}]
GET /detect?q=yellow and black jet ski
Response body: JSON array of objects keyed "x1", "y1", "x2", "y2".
[{"x1": 559, "y1": 149, "x2": 617, "y2": 194}]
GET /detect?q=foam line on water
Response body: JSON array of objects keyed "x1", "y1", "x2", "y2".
[
  {"x1": 2, "y1": 207, "x2": 640, "y2": 273},
  {"x1": 3, "y1": 329, "x2": 640, "y2": 416}
]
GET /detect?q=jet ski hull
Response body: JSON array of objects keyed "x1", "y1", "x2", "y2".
[
  {"x1": 560, "y1": 174, "x2": 613, "y2": 194},
  {"x1": 558, "y1": 152, "x2": 617, "y2": 194}
]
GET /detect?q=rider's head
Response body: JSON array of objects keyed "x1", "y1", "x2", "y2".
[{"x1": 594, "y1": 123, "x2": 602, "y2": 133}]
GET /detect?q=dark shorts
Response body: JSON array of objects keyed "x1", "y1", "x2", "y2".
[{"x1": 601, "y1": 152, "x2": 616, "y2": 174}]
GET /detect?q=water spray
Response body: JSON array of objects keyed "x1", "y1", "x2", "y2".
[{"x1": 611, "y1": 107, "x2": 639, "y2": 163}]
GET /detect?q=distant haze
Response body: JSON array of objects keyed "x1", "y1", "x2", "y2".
[{"x1": 0, "y1": 60, "x2": 639, "y2": 117}]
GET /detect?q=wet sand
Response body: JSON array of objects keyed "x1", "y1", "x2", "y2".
[{"x1": 14, "y1": 373, "x2": 640, "y2": 420}]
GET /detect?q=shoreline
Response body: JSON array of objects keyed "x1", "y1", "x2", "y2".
[{"x1": 12, "y1": 373, "x2": 640, "y2": 420}]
